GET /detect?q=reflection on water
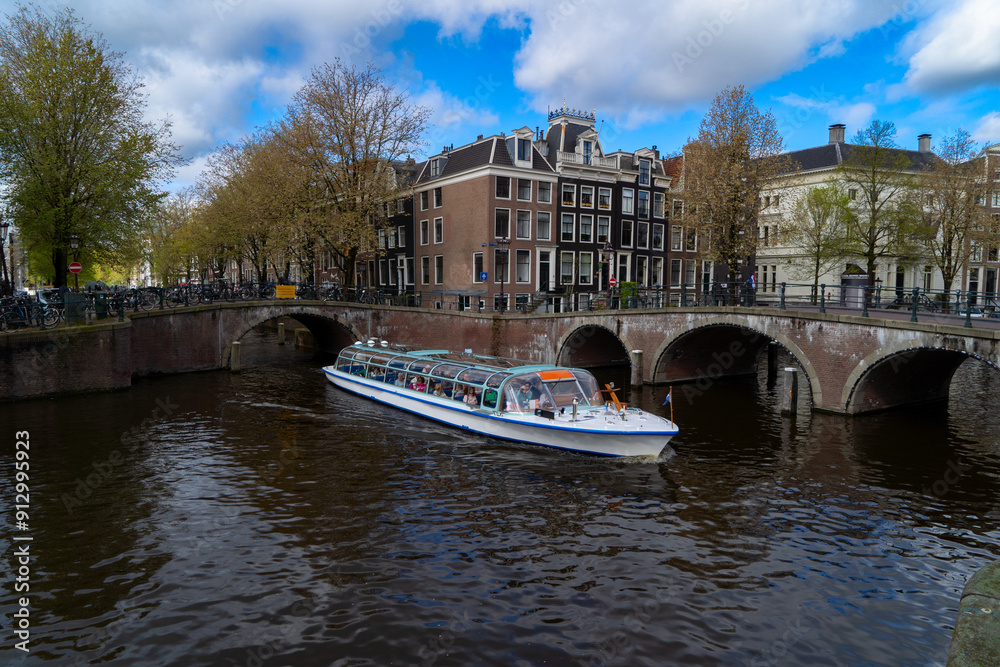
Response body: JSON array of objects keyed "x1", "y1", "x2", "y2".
[{"x1": 1, "y1": 329, "x2": 999, "y2": 666}]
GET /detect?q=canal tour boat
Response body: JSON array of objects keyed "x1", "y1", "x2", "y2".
[{"x1": 322, "y1": 342, "x2": 678, "y2": 457}]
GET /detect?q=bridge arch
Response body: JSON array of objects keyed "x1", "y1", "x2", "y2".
[
  {"x1": 650, "y1": 315, "x2": 823, "y2": 406},
  {"x1": 555, "y1": 323, "x2": 632, "y2": 369},
  {"x1": 224, "y1": 307, "x2": 363, "y2": 366},
  {"x1": 843, "y1": 343, "x2": 1000, "y2": 414}
]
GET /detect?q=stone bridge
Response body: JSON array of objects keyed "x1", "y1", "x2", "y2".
[{"x1": 3, "y1": 301, "x2": 999, "y2": 414}]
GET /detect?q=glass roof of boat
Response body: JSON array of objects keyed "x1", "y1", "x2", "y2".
[{"x1": 337, "y1": 343, "x2": 560, "y2": 375}]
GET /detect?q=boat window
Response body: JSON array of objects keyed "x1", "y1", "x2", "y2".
[
  {"x1": 485, "y1": 373, "x2": 509, "y2": 388},
  {"x1": 430, "y1": 364, "x2": 462, "y2": 379},
  {"x1": 571, "y1": 371, "x2": 602, "y2": 404},
  {"x1": 369, "y1": 354, "x2": 392, "y2": 366},
  {"x1": 482, "y1": 388, "x2": 499, "y2": 410},
  {"x1": 457, "y1": 368, "x2": 492, "y2": 385}
]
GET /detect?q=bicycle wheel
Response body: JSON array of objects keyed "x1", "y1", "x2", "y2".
[
  {"x1": 41, "y1": 306, "x2": 60, "y2": 328},
  {"x1": 139, "y1": 290, "x2": 156, "y2": 311}
]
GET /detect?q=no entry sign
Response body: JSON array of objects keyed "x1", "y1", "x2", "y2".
[{"x1": 69, "y1": 261, "x2": 83, "y2": 274}]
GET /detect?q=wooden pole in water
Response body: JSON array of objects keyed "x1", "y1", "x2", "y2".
[
  {"x1": 781, "y1": 367, "x2": 798, "y2": 415},
  {"x1": 278, "y1": 322, "x2": 285, "y2": 346},
  {"x1": 631, "y1": 349, "x2": 643, "y2": 387},
  {"x1": 231, "y1": 341, "x2": 241, "y2": 373}
]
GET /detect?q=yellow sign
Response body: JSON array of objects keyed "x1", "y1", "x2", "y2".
[{"x1": 275, "y1": 285, "x2": 296, "y2": 299}]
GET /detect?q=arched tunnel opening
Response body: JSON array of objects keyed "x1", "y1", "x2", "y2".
[
  {"x1": 654, "y1": 324, "x2": 779, "y2": 385},
  {"x1": 556, "y1": 325, "x2": 631, "y2": 369},
  {"x1": 233, "y1": 314, "x2": 358, "y2": 367},
  {"x1": 848, "y1": 348, "x2": 982, "y2": 414}
]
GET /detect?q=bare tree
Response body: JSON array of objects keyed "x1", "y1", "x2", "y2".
[
  {"x1": 680, "y1": 85, "x2": 795, "y2": 286},
  {"x1": 917, "y1": 129, "x2": 990, "y2": 298},
  {"x1": 837, "y1": 120, "x2": 923, "y2": 285},
  {"x1": 282, "y1": 60, "x2": 429, "y2": 286},
  {"x1": 782, "y1": 184, "x2": 853, "y2": 302}
]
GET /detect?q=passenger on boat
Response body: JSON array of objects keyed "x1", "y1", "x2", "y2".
[
  {"x1": 415, "y1": 377, "x2": 428, "y2": 392},
  {"x1": 432, "y1": 383, "x2": 445, "y2": 397},
  {"x1": 465, "y1": 388, "x2": 480, "y2": 406},
  {"x1": 516, "y1": 384, "x2": 533, "y2": 410},
  {"x1": 453, "y1": 386, "x2": 466, "y2": 402}
]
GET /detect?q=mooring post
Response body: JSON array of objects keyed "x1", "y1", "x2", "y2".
[
  {"x1": 630, "y1": 350, "x2": 643, "y2": 387},
  {"x1": 767, "y1": 341, "x2": 779, "y2": 382},
  {"x1": 278, "y1": 321, "x2": 286, "y2": 346},
  {"x1": 781, "y1": 367, "x2": 798, "y2": 415},
  {"x1": 231, "y1": 341, "x2": 241, "y2": 373}
]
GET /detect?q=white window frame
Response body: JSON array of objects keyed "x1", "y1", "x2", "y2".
[
  {"x1": 434, "y1": 255, "x2": 443, "y2": 285},
  {"x1": 517, "y1": 178, "x2": 532, "y2": 201},
  {"x1": 579, "y1": 251, "x2": 593, "y2": 285},
  {"x1": 562, "y1": 183, "x2": 576, "y2": 207},
  {"x1": 433, "y1": 217, "x2": 443, "y2": 244},
  {"x1": 538, "y1": 181, "x2": 552, "y2": 204},
  {"x1": 561, "y1": 213, "x2": 575, "y2": 242},
  {"x1": 598, "y1": 187, "x2": 612, "y2": 211},
  {"x1": 560, "y1": 251, "x2": 575, "y2": 285},
  {"x1": 516, "y1": 210, "x2": 531, "y2": 240},
  {"x1": 580, "y1": 214, "x2": 593, "y2": 243},
  {"x1": 473, "y1": 252, "x2": 484, "y2": 283},
  {"x1": 580, "y1": 185, "x2": 594, "y2": 208},
  {"x1": 515, "y1": 249, "x2": 531, "y2": 284},
  {"x1": 622, "y1": 188, "x2": 634, "y2": 215},
  {"x1": 420, "y1": 219, "x2": 429, "y2": 246},
  {"x1": 495, "y1": 208, "x2": 511, "y2": 238},
  {"x1": 496, "y1": 176, "x2": 511, "y2": 199},
  {"x1": 537, "y1": 211, "x2": 551, "y2": 241}
]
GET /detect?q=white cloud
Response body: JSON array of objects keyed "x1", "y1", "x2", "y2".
[
  {"x1": 973, "y1": 112, "x2": 1000, "y2": 143},
  {"x1": 902, "y1": 0, "x2": 1000, "y2": 94}
]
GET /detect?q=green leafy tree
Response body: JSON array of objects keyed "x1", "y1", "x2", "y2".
[
  {"x1": 782, "y1": 185, "x2": 853, "y2": 302},
  {"x1": 837, "y1": 120, "x2": 922, "y2": 285},
  {"x1": 0, "y1": 6, "x2": 182, "y2": 288}
]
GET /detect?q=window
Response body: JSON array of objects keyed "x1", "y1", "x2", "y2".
[
  {"x1": 598, "y1": 187, "x2": 611, "y2": 210},
  {"x1": 583, "y1": 140, "x2": 593, "y2": 165},
  {"x1": 517, "y1": 179, "x2": 532, "y2": 201},
  {"x1": 516, "y1": 210, "x2": 531, "y2": 239},
  {"x1": 639, "y1": 159, "x2": 650, "y2": 185},
  {"x1": 420, "y1": 220, "x2": 429, "y2": 245},
  {"x1": 685, "y1": 259, "x2": 697, "y2": 286},
  {"x1": 652, "y1": 223, "x2": 664, "y2": 250},
  {"x1": 494, "y1": 248, "x2": 508, "y2": 283},
  {"x1": 562, "y1": 184, "x2": 576, "y2": 206},
  {"x1": 621, "y1": 220, "x2": 633, "y2": 248},
  {"x1": 923, "y1": 265, "x2": 933, "y2": 291},
  {"x1": 517, "y1": 137, "x2": 531, "y2": 161},
  {"x1": 652, "y1": 257, "x2": 663, "y2": 285},
  {"x1": 638, "y1": 191, "x2": 649, "y2": 218},
  {"x1": 420, "y1": 191, "x2": 428, "y2": 210},
  {"x1": 430, "y1": 159, "x2": 441, "y2": 177},
  {"x1": 993, "y1": 192, "x2": 1000, "y2": 208},
  {"x1": 848, "y1": 188, "x2": 858, "y2": 201},
  {"x1": 434, "y1": 256, "x2": 443, "y2": 285},
  {"x1": 622, "y1": 188, "x2": 634, "y2": 214},
  {"x1": 579, "y1": 215, "x2": 593, "y2": 243},
  {"x1": 495, "y1": 209, "x2": 510, "y2": 238},
  {"x1": 670, "y1": 259, "x2": 682, "y2": 286},
  {"x1": 672, "y1": 199, "x2": 683, "y2": 218},
  {"x1": 433, "y1": 217, "x2": 443, "y2": 244},
  {"x1": 686, "y1": 229, "x2": 697, "y2": 252},
  {"x1": 597, "y1": 216, "x2": 610, "y2": 244},
  {"x1": 396, "y1": 198, "x2": 406, "y2": 214},
  {"x1": 654, "y1": 192, "x2": 664, "y2": 218},
  {"x1": 671, "y1": 225, "x2": 682, "y2": 251},
  {"x1": 772, "y1": 195, "x2": 780, "y2": 207},
  {"x1": 761, "y1": 225, "x2": 770, "y2": 247},
  {"x1": 397, "y1": 226, "x2": 405, "y2": 248},
  {"x1": 496, "y1": 176, "x2": 511, "y2": 199},
  {"x1": 516, "y1": 250, "x2": 531, "y2": 283},
  {"x1": 579, "y1": 252, "x2": 593, "y2": 285},
  {"x1": 637, "y1": 222, "x2": 648, "y2": 249},
  {"x1": 971, "y1": 241, "x2": 982, "y2": 262},
  {"x1": 994, "y1": 168, "x2": 1000, "y2": 182},
  {"x1": 421, "y1": 256, "x2": 430, "y2": 284},
  {"x1": 387, "y1": 228, "x2": 396, "y2": 249},
  {"x1": 581, "y1": 186, "x2": 594, "y2": 208},
  {"x1": 473, "y1": 252, "x2": 484, "y2": 282},
  {"x1": 537, "y1": 211, "x2": 551, "y2": 241},
  {"x1": 538, "y1": 182, "x2": 552, "y2": 203},
  {"x1": 378, "y1": 229, "x2": 386, "y2": 249},
  {"x1": 636, "y1": 255, "x2": 647, "y2": 286},
  {"x1": 433, "y1": 187, "x2": 442, "y2": 208},
  {"x1": 561, "y1": 213, "x2": 575, "y2": 242},
  {"x1": 560, "y1": 251, "x2": 575, "y2": 284}
]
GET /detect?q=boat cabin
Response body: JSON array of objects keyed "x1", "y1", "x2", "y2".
[{"x1": 334, "y1": 344, "x2": 604, "y2": 414}]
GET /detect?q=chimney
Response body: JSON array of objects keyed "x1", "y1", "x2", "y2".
[
  {"x1": 829, "y1": 124, "x2": 846, "y2": 144},
  {"x1": 918, "y1": 133, "x2": 931, "y2": 152}
]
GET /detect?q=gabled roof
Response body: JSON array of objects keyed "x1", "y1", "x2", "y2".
[
  {"x1": 782, "y1": 141, "x2": 941, "y2": 174},
  {"x1": 413, "y1": 136, "x2": 553, "y2": 186}
]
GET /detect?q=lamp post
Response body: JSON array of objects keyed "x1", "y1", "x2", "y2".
[
  {"x1": 497, "y1": 237, "x2": 510, "y2": 313},
  {"x1": 0, "y1": 214, "x2": 10, "y2": 297},
  {"x1": 69, "y1": 233, "x2": 80, "y2": 292},
  {"x1": 600, "y1": 241, "x2": 615, "y2": 305}
]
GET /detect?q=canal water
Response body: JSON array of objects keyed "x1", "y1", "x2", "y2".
[{"x1": 2, "y1": 329, "x2": 999, "y2": 666}]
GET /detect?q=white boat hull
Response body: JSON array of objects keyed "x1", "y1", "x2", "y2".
[{"x1": 323, "y1": 367, "x2": 676, "y2": 458}]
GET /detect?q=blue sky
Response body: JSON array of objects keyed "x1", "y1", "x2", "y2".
[{"x1": 24, "y1": 0, "x2": 1000, "y2": 190}]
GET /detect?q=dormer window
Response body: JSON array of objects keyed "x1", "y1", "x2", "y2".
[
  {"x1": 517, "y1": 137, "x2": 532, "y2": 162},
  {"x1": 430, "y1": 158, "x2": 442, "y2": 177},
  {"x1": 638, "y1": 159, "x2": 650, "y2": 185},
  {"x1": 583, "y1": 141, "x2": 593, "y2": 165}
]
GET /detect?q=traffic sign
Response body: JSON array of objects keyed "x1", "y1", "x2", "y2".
[
  {"x1": 479, "y1": 271, "x2": 488, "y2": 282},
  {"x1": 609, "y1": 277, "x2": 617, "y2": 287},
  {"x1": 69, "y1": 262, "x2": 82, "y2": 274}
]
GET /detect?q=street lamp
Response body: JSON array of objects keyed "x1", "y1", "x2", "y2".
[
  {"x1": 497, "y1": 237, "x2": 510, "y2": 313},
  {"x1": 0, "y1": 214, "x2": 10, "y2": 297},
  {"x1": 69, "y1": 233, "x2": 80, "y2": 292}
]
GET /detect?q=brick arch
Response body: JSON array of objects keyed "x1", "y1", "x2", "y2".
[
  {"x1": 842, "y1": 343, "x2": 1000, "y2": 414},
  {"x1": 651, "y1": 315, "x2": 823, "y2": 406},
  {"x1": 222, "y1": 306, "x2": 363, "y2": 367},
  {"x1": 554, "y1": 322, "x2": 633, "y2": 369}
]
